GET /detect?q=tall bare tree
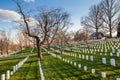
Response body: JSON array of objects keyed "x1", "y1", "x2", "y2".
[
  {"x1": 0, "y1": 30, "x2": 11, "y2": 55},
  {"x1": 14, "y1": 0, "x2": 70, "y2": 61},
  {"x1": 15, "y1": 32, "x2": 25, "y2": 51},
  {"x1": 74, "y1": 30, "x2": 89, "y2": 42},
  {"x1": 55, "y1": 29, "x2": 69, "y2": 54},
  {"x1": 81, "y1": 4, "x2": 103, "y2": 39},
  {"x1": 0, "y1": 30, "x2": 4, "y2": 55},
  {"x1": 101, "y1": 0, "x2": 120, "y2": 38},
  {"x1": 36, "y1": 8, "x2": 71, "y2": 49}
]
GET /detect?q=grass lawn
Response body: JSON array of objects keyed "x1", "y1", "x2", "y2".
[
  {"x1": 9, "y1": 55, "x2": 40, "y2": 80},
  {"x1": 0, "y1": 57, "x2": 24, "y2": 76},
  {"x1": 41, "y1": 54, "x2": 101, "y2": 80}
]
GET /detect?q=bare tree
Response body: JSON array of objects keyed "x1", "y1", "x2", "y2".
[
  {"x1": 81, "y1": 4, "x2": 103, "y2": 39},
  {"x1": 0, "y1": 30, "x2": 4, "y2": 55},
  {"x1": 101, "y1": 0, "x2": 120, "y2": 38},
  {"x1": 54, "y1": 29, "x2": 70, "y2": 54},
  {"x1": 38, "y1": 9, "x2": 71, "y2": 48},
  {"x1": 14, "y1": 0, "x2": 70, "y2": 61},
  {"x1": 74, "y1": 30, "x2": 89, "y2": 42},
  {"x1": 0, "y1": 30, "x2": 11, "y2": 55},
  {"x1": 15, "y1": 32, "x2": 25, "y2": 51}
]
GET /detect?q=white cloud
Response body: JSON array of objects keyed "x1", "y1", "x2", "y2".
[
  {"x1": 24, "y1": 0, "x2": 35, "y2": 2},
  {"x1": 0, "y1": 9, "x2": 21, "y2": 22}
]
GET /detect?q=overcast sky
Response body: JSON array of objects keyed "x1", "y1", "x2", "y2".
[{"x1": 0, "y1": 0, "x2": 101, "y2": 35}]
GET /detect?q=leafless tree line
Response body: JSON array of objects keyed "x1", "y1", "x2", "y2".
[
  {"x1": 81, "y1": 0, "x2": 120, "y2": 38},
  {"x1": 0, "y1": 30, "x2": 15, "y2": 55},
  {"x1": 0, "y1": 30, "x2": 34, "y2": 55}
]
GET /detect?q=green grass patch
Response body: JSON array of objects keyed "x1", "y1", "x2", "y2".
[
  {"x1": 0, "y1": 57, "x2": 24, "y2": 76},
  {"x1": 9, "y1": 55, "x2": 40, "y2": 80}
]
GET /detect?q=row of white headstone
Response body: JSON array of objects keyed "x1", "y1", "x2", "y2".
[
  {"x1": 68, "y1": 53, "x2": 94, "y2": 61},
  {"x1": 102, "y1": 57, "x2": 116, "y2": 66},
  {"x1": 49, "y1": 52, "x2": 99, "y2": 77},
  {"x1": 56, "y1": 47, "x2": 118, "y2": 67},
  {"x1": 38, "y1": 60, "x2": 44, "y2": 80},
  {"x1": 48, "y1": 52, "x2": 57, "y2": 57},
  {"x1": 1, "y1": 56, "x2": 29, "y2": 80},
  {"x1": 62, "y1": 57, "x2": 120, "y2": 79},
  {"x1": 66, "y1": 52, "x2": 116, "y2": 67},
  {"x1": 69, "y1": 47, "x2": 120, "y2": 59},
  {"x1": 9, "y1": 50, "x2": 21, "y2": 55},
  {"x1": 50, "y1": 52, "x2": 120, "y2": 79},
  {"x1": 0, "y1": 50, "x2": 21, "y2": 57},
  {"x1": 80, "y1": 40, "x2": 119, "y2": 53},
  {"x1": 62, "y1": 58, "x2": 108, "y2": 78}
]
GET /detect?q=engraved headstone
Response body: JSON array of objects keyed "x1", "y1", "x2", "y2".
[
  {"x1": 101, "y1": 72, "x2": 106, "y2": 78},
  {"x1": 91, "y1": 69, "x2": 95, "y2": 74},
  {"x1": 90, "y1": 56, "x2": 93, "y2": 61},
  {"x1": 1, "y1": 74, "x2": 5, "y2": 80},
  {"x1": 84, "y1": 66, "x2": 87, "y2": 71},
  {"x1": 102, "y1": 58, "x2": 106, "y2": 64},
  {"x1": 110, "y1": 58, "x2": 115, "y2": 66}
]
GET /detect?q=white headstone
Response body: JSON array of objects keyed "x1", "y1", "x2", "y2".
[
  {"x1": 15, "y1": 65, "x2": 18, "y2": 71},
  {"x1": 13, "y1": 66, "x2": 16, "y2": 73},
  {"x1": 74, "y1": 62, "x2": 76, "y2": 66},
  {"x1": 6, "y1": 70, "x2": 10, "y2": 80},
  {"x1": 118, "y1": 49, "x2": 120, "y2": 53},
  {"x1": 78, "y1": 64, "x2": 81, "y2": 68},
  {"x1": 67, "y1": 60, "x2": 69, "y2": 63},
  {"x1": 102, "y1": 58, "x2": 106, "y2": 64},
  {"x1": 101, "y1": 72, "x2": 106, "y2": 78},
  {"x1": 10, "y1": 71, "x2": 13, "y2": 76},
  {"x1": 1, "y1": 74, "x2": 5, "y2": 80},
  {"x1": 90, "y1": 56, "x2": 93, "y2": 61},
  {"x1": 105, "y1": 49, "x2": 107, "y2": 52},
  {"x1": 110, "y1": 53, "x2": 113, "y2": 56},
  {"x1": 73, "y1": 54, "x2": 75, "y2": 57},
  {"x1": 117, "y1": 52, "x2": 120, "y2": 57},
  {"x1": 110, "y1": 58, "x2": 115, "y2": 66},
  {"x1": 112, "y1": 47, "x2": 115, "y2": 53},
  {"x1": 75, "y1": 54, "x2": 76, "y2": 57},
  {"x1": 82, "y1": 55, "x2": 84, "y2": 59},
  {"x1": 63, "y1": 58, "x2": 64, "y2": 61},
  {"x1": 86, "y1": 55, "x2": 88, "y2": 60},
  {"x1": 70, "y1": 61, "x2": 72, "y2": 65},
  {"x1": 91, "y1": 69, "x2": 95, "y2": 74},
  {"x1": 84, "y1": 66, "x2": 87, "y2": 71}
]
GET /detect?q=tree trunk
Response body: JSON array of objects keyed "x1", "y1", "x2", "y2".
[
  {"x1": 109, "y1": 26, "x2": 112, "y2": 38},
  {"x1": 60, "y1": 38, "x2": 64, "y2": 54},
  {"x1": 20, "y1": 46, "x2": 22, "y2": 52},
  {"x1": 109, "y1": 18, "x2": 112, "y2": 38},
  {"x1": 0, "y1": 40, "x2": 3, "y2": 55},
  {"x1": 117, "y1": 22, "x2": 120, "y2": 38},
  {"x1": 36, "y1": 38, "x2": 42, "y2": 61},
  {"x1": 96, "y1": 28, "x2": 98, "y2": 39},
  {"x1": 6, "y1": 46, "x2": 8, "y2": 54}
]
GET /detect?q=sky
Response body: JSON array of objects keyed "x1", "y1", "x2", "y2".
[{"x1": 0, "y1": 0, "x2": 101, "y2": 36}]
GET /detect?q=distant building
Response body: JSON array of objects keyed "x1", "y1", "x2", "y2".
[{"x1": 91, "y1": 32, "x2": 104, "y2": 40}]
